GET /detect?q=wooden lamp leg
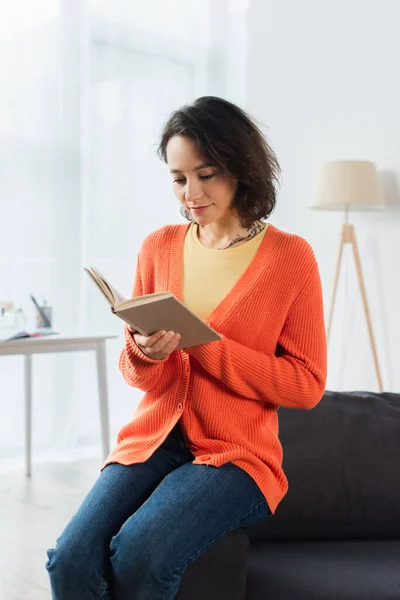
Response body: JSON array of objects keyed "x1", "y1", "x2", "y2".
[
  {"x1": 327, "y1": 224, "x2": 384, "y2": 392},
  {"x1": 349, "y1": 226, "x2": 384, "y2": 392},
  {"x1": 327, "y1": 226, "x2": 346, "y2": 342}
]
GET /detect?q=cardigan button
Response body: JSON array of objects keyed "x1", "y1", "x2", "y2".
[{"x1": 177, "y1": 402, "x2": 183, "y2": 411}]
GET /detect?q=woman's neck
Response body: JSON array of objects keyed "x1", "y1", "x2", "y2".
[{"x1": 196, "y1": 220, "x2": 266, "y2": 250}]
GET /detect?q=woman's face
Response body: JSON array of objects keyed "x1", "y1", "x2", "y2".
[{"x1": 166, "y1": 135, "x2": 238, "y2": 224}]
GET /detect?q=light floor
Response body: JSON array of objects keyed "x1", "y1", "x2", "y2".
[{"x1": 0, "y1": 458, "x2": 100, "y2": 600}]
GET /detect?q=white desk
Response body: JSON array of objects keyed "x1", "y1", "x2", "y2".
[{"x1": 0, "y1": 334, "x2": 117, "y2": 476}]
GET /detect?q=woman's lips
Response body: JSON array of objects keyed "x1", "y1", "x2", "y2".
[{"x1": 190, "y1": 205, "x2": 211, "y2": 212}]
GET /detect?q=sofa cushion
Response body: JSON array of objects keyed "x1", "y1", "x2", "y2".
[
  {"x1": 244, "y1": 391, "x2": 400, "y2": 541},
  {"x1": 246, "y1": 539, "x2": 400, "y2": 600}
]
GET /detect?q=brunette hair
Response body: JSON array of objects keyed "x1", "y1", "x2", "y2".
[{"x1": 157, "y1": 96, "x2": 281, "y2": 228}]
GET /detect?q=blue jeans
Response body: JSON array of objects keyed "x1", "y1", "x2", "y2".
[{"x1": 45, "y1": 421, "x2": 270, "y2": 599}]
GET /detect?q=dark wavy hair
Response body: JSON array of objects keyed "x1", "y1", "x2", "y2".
[{"x1": 157, "y1": 96, "x2": 281, "y2": 228}]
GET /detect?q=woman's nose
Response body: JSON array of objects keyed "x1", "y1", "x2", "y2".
[{"x1": 185, "y1": 179, "x2": 203, "y2": 202}]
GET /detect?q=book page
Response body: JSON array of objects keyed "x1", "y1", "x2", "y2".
[
  {"x1": 91, "y1": 266, "x2": 127, "y2": 306},
  {"x1": 115, "y1": 291, "x2": 172, "y2": 311},
  {"x1": 84, "y1": 267, "x2": 114, "y2": 305},
  {"x1": 84, "y1": 266, "x2": 127, "y2": 307}
]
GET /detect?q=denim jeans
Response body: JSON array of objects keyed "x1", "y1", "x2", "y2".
[{"x1": 45, "y1": 421, "x2": 270, "y2": 600}]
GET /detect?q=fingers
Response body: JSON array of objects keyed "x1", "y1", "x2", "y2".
[
  {"x1": 134, "y1": 330, "x2": 167, "y2": 348},
  {"x1": 133, "y1": 330, "x2": 181, "y2": 359},
  {"x1": 160, "y1": 331, "x2": 181, "y2": 354}
]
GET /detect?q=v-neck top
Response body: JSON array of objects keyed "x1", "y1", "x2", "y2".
[
  {"x1": 182, "y1": 221, "x2": 269, "y2": 320},
  {"x1": 104, "y1": 222, "x2": 327, "y2": 514}
]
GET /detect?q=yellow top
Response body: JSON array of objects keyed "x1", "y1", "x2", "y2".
[{"x1": 182, "y1": 221, "x2": 268, "y2": 320}]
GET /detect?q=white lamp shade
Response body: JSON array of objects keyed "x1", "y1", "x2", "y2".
[{"x1": 311, "y1": 160, "x2": 385, "y2": 210}]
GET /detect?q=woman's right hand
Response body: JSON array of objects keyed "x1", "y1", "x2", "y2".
[{"x1": 127, "y1": 325, "x2": 181, "y2": 360}]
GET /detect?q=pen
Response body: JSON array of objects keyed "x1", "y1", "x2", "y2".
[{"x1": 30, "y1": 294, "x2": 52, "y2": 328}]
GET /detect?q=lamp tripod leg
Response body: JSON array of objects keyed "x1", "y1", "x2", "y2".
[
  {"x1": 327, "y1": 229, "x2": 345, "y2": 343},
  {"x1": 350, "y1": 230, "x2": 384, "y2": 392}
]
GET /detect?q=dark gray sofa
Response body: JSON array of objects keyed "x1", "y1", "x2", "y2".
[{"x1": 177, "y1": 391, "x2": 400, "y2": 600}]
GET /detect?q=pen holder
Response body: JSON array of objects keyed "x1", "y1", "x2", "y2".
[{"x1": 36, "y1": 305, "x2": 53, "y2": 330}]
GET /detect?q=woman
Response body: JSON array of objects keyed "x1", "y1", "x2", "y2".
[{"x1": 46, "y1": 96, "x2": 327, "y2": 599}]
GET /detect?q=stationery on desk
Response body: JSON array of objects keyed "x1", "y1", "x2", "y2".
[
  {"x1": 0, "y1": 295, "x2": 57, "y2": 341},
  {"x1": 84, "y1": 266, "x2": 222, "y2": 350},
  {"x1": 2, "y1": 331, "x2": 58, "y2": 342},
  {"x1": 30, "y1": 294, "x2": 52, "y2": 328}
]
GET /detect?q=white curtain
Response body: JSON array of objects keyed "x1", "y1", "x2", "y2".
[{"x1": 0, "y1": 0, "x2": 243, "y2": 471}]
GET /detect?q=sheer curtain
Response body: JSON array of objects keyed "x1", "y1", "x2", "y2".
[
  {"x1": 0, "y1": 0, "x2": 243, "y2": 470},
  {"x1": 0, "y1": 0, "x2": 76, "y2": 469}
]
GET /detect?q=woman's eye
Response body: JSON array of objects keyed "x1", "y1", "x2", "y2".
[{"x1": 173, "y1": 173, "x2": 215, "y2": 184}]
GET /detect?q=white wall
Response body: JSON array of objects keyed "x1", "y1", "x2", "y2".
[{"x1": 246, "y1": 0, "x2": 400, "y2": 392}]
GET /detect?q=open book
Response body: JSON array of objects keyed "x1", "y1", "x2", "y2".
[{"x1": 84, "y1": 266, "x2": 222, "y2": 350}]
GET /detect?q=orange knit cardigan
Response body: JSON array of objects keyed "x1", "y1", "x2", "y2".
[{"x1": 103, "y1": 223, "x2": 327, "y2": 514}]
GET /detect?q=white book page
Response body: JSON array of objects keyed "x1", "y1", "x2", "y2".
[{"x1": 91, "y1": 266, "x2": 127, "y2": 306}]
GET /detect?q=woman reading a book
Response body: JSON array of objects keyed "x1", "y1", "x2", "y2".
[{"x1": 46, "y1": 96, "x2": 327, "y2": 599}]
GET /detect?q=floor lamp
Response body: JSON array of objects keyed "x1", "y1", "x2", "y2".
[{"x1": 311, "y1": 160, "x2": 385, "y2": 392}]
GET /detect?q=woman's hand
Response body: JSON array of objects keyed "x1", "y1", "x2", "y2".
[{"x1": 127, "y1": 325, "x2": 181, "y2": 360}]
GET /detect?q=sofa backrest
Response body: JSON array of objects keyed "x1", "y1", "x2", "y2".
[{"x1": 244, "y1": 391, "x2": 400, "y2": 541}]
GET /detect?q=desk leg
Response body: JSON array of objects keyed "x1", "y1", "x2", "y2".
[
  {"x1": 24, "y1": 355, "x2": 32, "y2": 477},
  {"x1": 95, "y1": 340, "x2": 110, "y2": 460}
]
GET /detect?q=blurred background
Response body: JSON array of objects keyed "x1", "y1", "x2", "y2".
[{"x1": 0, "y1": 0, "x2": 399, "y2": 473}]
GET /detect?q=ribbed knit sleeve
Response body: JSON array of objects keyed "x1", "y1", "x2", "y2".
[
  {"x1": 119, "y1": 251, "x2": 168, "y2": 392},
  {"x1": 186, "y1": 263, "x2": 327, "y2": 409}
]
